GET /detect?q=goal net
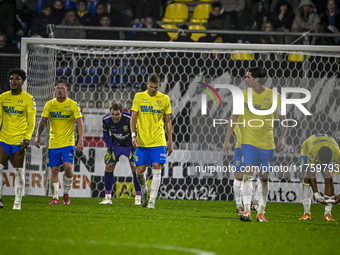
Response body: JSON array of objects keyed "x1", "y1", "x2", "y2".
[{"x1": 4, "y1": 38, "x2": 340, "y2": 202}]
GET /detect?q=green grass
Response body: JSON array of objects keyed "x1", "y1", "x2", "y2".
[{"x1": 1, "y1": 196, "x2": 338, "y2": 255}]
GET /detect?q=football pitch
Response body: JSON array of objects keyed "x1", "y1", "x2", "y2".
[{"x1": 1, "y1": 196, "x2": 338, "y2": 255}]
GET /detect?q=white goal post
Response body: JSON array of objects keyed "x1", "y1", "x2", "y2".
[{"x1": 4, "y1": 38, "x2": 340, "y2": 202}]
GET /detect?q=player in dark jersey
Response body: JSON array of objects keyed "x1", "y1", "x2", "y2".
[{"x1": 99, "y1": 103, "x2": 141, "y2": 205}]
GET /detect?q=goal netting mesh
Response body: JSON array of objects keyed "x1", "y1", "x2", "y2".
[{"x1": 5, "y1": 39, "x2": 340, "y2": 202}]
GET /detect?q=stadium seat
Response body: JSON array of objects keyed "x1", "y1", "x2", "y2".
[
  {"x1": 288, "y1": 53, "x2": 304, "y2": 62},
  {"x1": 200, "y1": 0, "x2": 213, "y2": 2},
  {"x1": 22, "y1": 22, "x2": 29, "y2": 37},
  {"x1": 36, "y1": 0, "x2": 47, "y2": 14},
  {"x1": 162, "y1": 3, "x2": 188, "y2": 24},
  {"x1": 161, "y1": 24, "x2": 179, "y2": 41},
  {"x1": 188, "y1": 25, "x2": 206, "y2": 42},
  {"x1": 190, "y1": 4, "x2": 212, "y2": 25},
  {"x1": 231, "y1": 51, "x2": 254, "y2": 60},
  {"x1": 63, "y1": 0, "x2": 77, "y2": 11},
  {"x1": 88, "y1": 1, "x2": 97, "y2": 15},
  {"x1": 174, "y1": 0, "x2": 194, "y2": 2}
]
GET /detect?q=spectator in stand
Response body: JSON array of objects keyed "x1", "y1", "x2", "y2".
[
  {"x1": 52, "y1": 0, "x2": 65, "y2": 24},
  {"x1": 311, "y1": 22, "x2": 336, "y2": 45},
  {"x1": 107, "y1": 0, "x2": 133, "y2": 26},
  {"x1": 0, "y1": 0, "x2": 16, "y2": 42},
  {"x1": 198, "y1": 26, "x2": 223, "y2": 43},
  {"x1": 291, "y1": 0, "x2": 321, "y2": 33},
  {"x1": 207, "y1": 2, "x2": 232, "y2": 42},
  {"x1": 270, "y1": 0, "x2": 299, "y2": 13},
  {"x1": 77, "y1": 0, "x2": 94, "y2": 26},
  {"x1": 54, "y1": 9, "x2": 87, "y2": 39},
  {"x1": 258, "y1": 21, "x2": 276, "y2": 44},
  {"x1": 88, "y1": 14, "x2": 119, "y2": 40},
  {"x1": 131, "y1": 16, "x2": 169, "y2": 41},
  {"x1": 30, "y1": 3, "x2": 58, "y2": 37},
  {"x1": 132, "y1": 0, "x2": 164, "y2": 24},
  {"x1": 175, "y1": 25, "x2": 194, "y2": 42},
  {"x1": 219, "y1": 0, "x2": 246, "y2": 28},
  {"x1": 320, "y1": 0, "x2": 340, "y2": 29},
  {"x1": 270, "y1": 0, "x2": 294, "y2": 44},
  {"x1": 237, "y1": 0, "x2": 267, "y2": 43},
  {"x1": 0, "y1": 31, "x2": 19, "y2": 53},
  {"x1": 93, "y1": 0, "x2": 126, "y2": 28},
  {"x1": 16, "y1": 0, "x2": 39, "y2": 33}
]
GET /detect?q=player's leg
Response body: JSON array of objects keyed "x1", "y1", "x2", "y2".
[
  {"x1": 61, "y1": 146, "x2": 76, "y2": 205},
  {"x1": 11, "y1": 145, "x2": 26, "y2": 210},
  {"x1": 251, "y1": 176, "x2": 261, "y2": 212},
  {"x1": 233, "y1": 147, "x2": 244, "y2": 213},
  {"x1": 135, "y1": 147, "x2": 151, "y2": 207},
  {"x1": 100, "y1": 162, "x2": 116, "y2": 204},
  {"x1": 0, "y1": 143, "x2": 10, "y2": 208},
  {"x1": 323, "y1": 167, "x2": 335, "y2": 221},
  {"x1": 129, "y1": 162, "x2": 142, "y2": 205},
  {"x1": 47, "y1": 148, "x2": 63, "y2": 204},
  {"x1": 147, "y1": 146, "x2": 166, "y2": 209},
  {"x1": 299, "y1": 156, "x2": 312, "y2": 220}
]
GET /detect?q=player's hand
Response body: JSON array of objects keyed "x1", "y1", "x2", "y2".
[
  {"x1": 132, "y1": 137, "x2": 138, "y2": 149},
  {"x1": 313, "y1": 192, "x2": 325, "y2": 203},
  {"x1": 76, "y1": 139, "x2": 84, "y2": 152},
  {"x1": 21, "y1": 138, "x2": 30, "y2": 150},
  {"x1": 275, "y1": 140, "x2": 285, "y2": 153},
  {"x1": 333, "y1": 195, "x2": 340, "y2": 204},
  {"x1": 35, "y1": 135, "x2": 41, "y2": 148},
  {"x1": 105, "y1": 147, "x2": 114, "y2": 164},
  {"x1": 223, "y1": 141, "x2": 230, "y2": 155},
  {"x1": 167, "y1": 142, "x2": 173, "y2": 156}
]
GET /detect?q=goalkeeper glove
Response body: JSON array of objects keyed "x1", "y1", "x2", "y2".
[
  {"x1": 313, "y1": 192, "x2": 325, "y2": 203},
  {"x1": 105, "y1": 147, "x2": 115, "y2": 164}
]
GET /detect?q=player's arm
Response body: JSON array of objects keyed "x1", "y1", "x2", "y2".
[
  {"x1": 223, "y1": 114, "x2": 239, "y2": 155},
  {"x1": 165, "y1": 113, "x2": 173, "y2": 156},
  {"x1": 130, "y1": 110, "x2": 138, "y2": 149},
  {"x1": 22, "y1": 109, "x2": 37, "y2": 150},
  {"x1": 75, "y1": 117, "x2": 84, "y2": 152},
  {"x1": 306, "y1": 164, "x2": 326, "y2": 203},
  {"x1": 102, "y1": 119, "x2": 115, "y2": 162},
  {"x1": 275, "y1": 107, "x2": 287, "y2": 152},
  {"x1": 34, "y1": 117, "x2": 48, "y2": 148}
]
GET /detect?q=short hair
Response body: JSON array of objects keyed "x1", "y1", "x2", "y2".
[
  {"x1": 248, "y1": 67, "x2": 267, "y2": 78},
  {"x1": 100, "y1": 14, "x2": 111, "y2": 21},
  {"x1": 148, "y1": 73, "x2": 160, "y2": 83},
  {"x1": 110, "y1": 102, "x2": 123, "y2": 112},
  {"x1": 8, "y1": 68, "x2": 26, "y2": 82},
  {"x1": 96, "y1": 0, "x2": 108, "y2": 9},
  {"x1": 211, "y1": 2, "x2": 222, "y2": 9},
  {"x1": 55, "y1": 79, "x2": 69, "y2": 89},
  {"x1": 78, "y1": 0, "x2": 88, "y2": 6},
  {"x1": 318, "y1": 146, "x2": 333, "y2": 164},
  {"x1": 65, "y1": 9, "x2": 76, "y2": 15}
]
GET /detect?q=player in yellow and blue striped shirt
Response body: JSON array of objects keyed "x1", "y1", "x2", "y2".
[
  {"x1": 35, "y1": 79, "x2": 84, "y2": 205},
  {"x1": 299, "y1": 134, "x2": 340, "y2": 221},
  {"x1": 0, "y1": 68, "x2": 36, "y2": 210},
  {"x1": 131, "y1": 73, "x2": 173, "y2": 209}
]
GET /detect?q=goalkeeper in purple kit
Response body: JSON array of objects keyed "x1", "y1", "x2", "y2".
[{"x1": 100, "y1": 103, "x2": 141, "y2": 205}]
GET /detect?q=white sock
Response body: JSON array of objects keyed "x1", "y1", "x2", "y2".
[
  {"x1": 242, "y1": 175, "x2": 253, "y2": 213},
  {"x1": 14, "y1": 168, "x2": 25, "y2": 203},
  {"x1": 233, "y1": 179, "x2": 242, "y2": 207},
  {"x1": 258, "y1": 177, "x2": 269, "y2": 215},
  {"x1": 325, "y1": 196, "x2": 333, "y2": 215},
  {"x1": 64, "y1": 176, "x2": 73, "y2": 195},
  {"x1": 137, "y1": 173, "x2": 146, "y2": 192},
  {"x1": 301, "y1": 181, "x2": 312, "y2": 214},
  {"x1": 0, "y1": 163, "x2": 4, "y2": 199},
  {"x1": 52, "y1": 182, "x2": 59, "y2": 199},
  {"x1": 253, "y1": 178, "x2": 261, "y2": 204},
  {"x1": 149, "y1": 169, "x2": 161, "y2": 204}
]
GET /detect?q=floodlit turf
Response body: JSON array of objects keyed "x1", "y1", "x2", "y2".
[{"x1": 1, "y1": 196, "x2": 339, "y2": 255}]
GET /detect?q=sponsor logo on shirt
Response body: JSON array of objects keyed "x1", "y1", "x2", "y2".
[
  {"x1": 3, "y1": 106, "x2": 23, "y2": 114},
  {"x1": 123, "y1": 125, "x2": 128, "y2": 131},
  {"x1": 140, "y1": 106, "x2": 161, "y2": 114},
  {"x1": 50, "y1": 112, "x2": 71, "y2": 118}
]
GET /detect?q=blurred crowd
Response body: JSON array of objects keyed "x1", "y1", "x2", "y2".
[{"x1": 1, "y1": 0, "x2": 340, "y2": 54}]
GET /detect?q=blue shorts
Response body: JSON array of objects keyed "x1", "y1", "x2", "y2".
[
  {"x1": 301, "y1": 155, "x2": 334, "y2": 172},
  {"x1": 106, "y1": 146, "x2": 135, "y2": 164},
  {"x1": 233, "y1": 147, "x2": 244, "y2": 171},
  {"x1": 135, "y1": 146, "x2": 167, "y2": 167},
  {"x1": 242, "y1": 144, "x2": 274, "y2": 171},
  {"x1": 0, "y1": 142, "x2": 22, "y2": 158},
  {"x1": 47, "y1": 146, "x2": 75, "y2": 167}
]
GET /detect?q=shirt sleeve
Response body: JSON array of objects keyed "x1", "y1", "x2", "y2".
[
  {"x1": 131, "y1": 94, "x2": 139, "y2": 112},
  {"x1": 164, "y1": 95, "x2": 172, "y2": 114},
  {"x1": 25, "y1": 96, "x2": 37, "y2": 140},
  {"x1": 73, "y1": 101, "x2": 82, "y2": 119},
  {"x1": 41, "y1": 101, "x2": 50, "y2": 118},
  {"x1": 102, "y1": 117, "x2": 112, "y2": 148}
]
